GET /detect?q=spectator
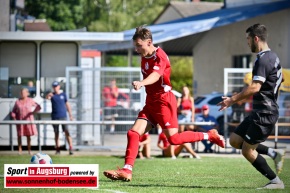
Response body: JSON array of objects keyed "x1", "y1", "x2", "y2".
[
  {"x1": 46, "y1": 81, "x2": 73, "y2": 155},
  {"x1": 138, "y1": 132, "x2": 151, "y2": 159},
  {"x1": 157, "y1": 130, "x2": 200, "y2": 159},
  {"x1": 27, "y1": 81, "x2": 36, "y2": 97},
  {"x1": 177, "y1": 86, "x2": 195, "y2": 132},
  {"x1": 102, "y1": 79, "x2": 119, "y2": 133},
  {"x1": 195, "y1": 105, "x2": 219, "y2": 153},
  {"x1": 11, "y1": 88, "x2": 41, "y2": 155}
]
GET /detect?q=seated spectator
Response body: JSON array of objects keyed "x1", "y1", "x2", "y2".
[
  {"x1": 157, "y1": 130, "x2": 200, "y2": 159},
  {"x1": 195, "y1": 105, "x2": 219, "y2": 153},
  {"x1": 138, "y1": 132, "x2": 151, "y2": 159},
  {"x1": 102, "y1": 79, "x2": 119, "y2": 133},
  {"x1": 27, "y1": 81, "x2": 36, "y2": 98}
]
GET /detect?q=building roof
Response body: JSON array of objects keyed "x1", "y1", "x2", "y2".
[
  {"x1": 0, "y1": 31, "x2": 124, "y2": 45},
  {"x1": 84, "y1": 0, "x2": 290, "y2": 55},
  {"x1": 153, "y1": 1, "x2": 223, "y2": 24}
]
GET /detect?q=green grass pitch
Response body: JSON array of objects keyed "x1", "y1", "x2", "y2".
[{"x1": 0, "y1": 154, "x2": 289, "y2": 193}]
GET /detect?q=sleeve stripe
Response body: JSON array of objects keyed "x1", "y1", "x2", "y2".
[{"x1": 253, "y1": 76, "x2": 266, "y2": 83}]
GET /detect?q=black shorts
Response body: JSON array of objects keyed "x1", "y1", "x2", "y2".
[
  {"x1": 52, "y1": 117, "x2": 69, "y2": 133},
  {"x1": 234, "y1": 112, "x2": 278, "y2": 145}
]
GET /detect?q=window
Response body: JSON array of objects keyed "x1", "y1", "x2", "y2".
[
  {"x1": 208, "y1": 96, "x2": 223, "y2": 105},
  {"x1": 194, "y1": 96, "x2": 206, "y2": 105},
  {"x1": 0, "y1": 42, "x2": 36, "y2": 98},
  {"x1": 233, "y1": 55, "x2": 252, "y2": 68},
  {"x1": 40, "y1": 42, "x2": 78, "y2": 98}
]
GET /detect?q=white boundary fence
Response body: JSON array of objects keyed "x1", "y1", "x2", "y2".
[
  {"x1": 223, "y1": 68, "x2": 252, "y2": 145},
  {"x1": 0, "y1": 120, "x2": 215, "y2": 152}
]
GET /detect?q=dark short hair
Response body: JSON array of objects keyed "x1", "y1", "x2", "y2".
[
  {"x1": 246, "y1": 23, "x2": 268, "y2": 42},
  {"x1": 132, "y1": 26, "x2": 152, "y2": 41}
]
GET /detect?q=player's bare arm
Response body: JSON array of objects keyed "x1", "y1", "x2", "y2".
[
  {"x1": 132, "y1": 71, "x2": 161, "y2": 90},
  {"x1": 217, "y1": 80, "x2": 262, "y2": 111}
]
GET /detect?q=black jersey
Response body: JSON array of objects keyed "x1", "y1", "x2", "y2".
[{"x1": 252, "y1": 50, "x2": 282, "y2": 114}]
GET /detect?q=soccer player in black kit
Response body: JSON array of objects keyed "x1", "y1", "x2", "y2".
[{"x1": 218, "y1": 24, "x2": 285, "y2": 189}]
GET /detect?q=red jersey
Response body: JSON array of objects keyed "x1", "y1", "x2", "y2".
[
  {"x1": 102, "y1": 86, "x2": 118, "y2": 107},
  {"x1": 141, "y1": 47, "x2": 172, "y2": 100},
  {"x1": 139, "y1": 132, "x2": 149, "y2": 142},
  {"x1": 180, "y1": 98, "x2": 192, "y2": 110},
  {"x1": 158, "y1": 132, "x2": 170, "y2": 149},
  {"x1": 137, "y1": 47, "x2": 178, "y2": 129}
]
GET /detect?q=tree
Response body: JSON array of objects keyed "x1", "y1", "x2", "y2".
[
  {"x1": 25, "y1": 0, "x2": 85, "y2": 31},
  {"x1": 88, "y1": 0, "x2": 172, "y2": 32},
  {"x1": 170, "y1": 57, "x2": 194, "y2": 94}
]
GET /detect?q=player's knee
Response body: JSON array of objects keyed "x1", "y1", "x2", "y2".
[
  {"x1": 168, "y1": 133, "x2": 182, "y2": 145},
  {"x1": 127, "y1": 129, "x2": 140, "y2": 138},
  {"x1": 241, "y1": 148, "x2": 254, "y2": 159}
]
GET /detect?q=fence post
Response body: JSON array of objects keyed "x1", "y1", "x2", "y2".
[
  {"x1": 37, "y1": 123, "x2": 41, "y2": 152},
  {"x1": 9, "y1": 124, "x2": 13, "y2": 151}
]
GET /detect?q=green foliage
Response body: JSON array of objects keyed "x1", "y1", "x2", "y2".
[
  {"x1": 170, "y1": 56, "x2": 193, "y2": 93},
  {"x1": 25, "y1": 0, "x2": 180, "y2": 32},
  {"x1": 102, "y1": 55, "x2": 140, "y2": 67},
  {"x1": 88, "y1": 0, "x2": 176, "y2": 32},
  {"x1": 25, "y1": 0, "x2": 84, "y2": 31},
  {"x1": 24, "y1": 0, "x2": 222, "y2": 89}
]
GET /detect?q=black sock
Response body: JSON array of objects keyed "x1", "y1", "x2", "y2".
[
  {"x1": 252, "y1": 154, "x2": 276, "y2": 180},
  {"x1": 256, "y1": 144, "x2": 268, "y2": 155}
]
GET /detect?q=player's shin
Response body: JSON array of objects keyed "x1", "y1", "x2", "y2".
[
  {"x1": 168, "y1": 131, "x2": 204, "y2": 145},
  {"x1": 124, "y1": 129, "x2": 140, "y2": 170},
  {"x1": 252, "y1": 154, "x2": 276, "y2": 180}
]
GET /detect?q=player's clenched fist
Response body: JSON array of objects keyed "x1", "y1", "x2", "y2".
[{"x1": 132, "y1": 81, "x2": 143, "y2": 90}]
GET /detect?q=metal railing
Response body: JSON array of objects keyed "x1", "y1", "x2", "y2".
[{"x1": 0, "y1": 120, "x2": 215, "y2": 151}]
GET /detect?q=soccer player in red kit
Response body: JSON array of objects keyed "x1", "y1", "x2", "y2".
[{"x1": 103, "y1": 26, "x2": 225, "y2": 182}]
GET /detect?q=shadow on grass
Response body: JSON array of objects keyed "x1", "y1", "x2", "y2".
[{"x1": 99, "y1": 179, "x2": 253, "y2": 190}]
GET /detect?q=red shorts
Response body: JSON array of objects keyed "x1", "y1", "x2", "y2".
[{"x1": 137, "y1": 91, "x2": 178, "y2": 129}]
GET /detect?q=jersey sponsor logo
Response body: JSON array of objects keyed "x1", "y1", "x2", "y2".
[
  {"x1": 145, "y1": 62, "x2": 149, "y2": 70},
  {"x1": 165, "y1": 122, "x2": 171, "y2": 126},
  {"x1": 153, "y1": 66, "x2": 159, "y2": 70}
]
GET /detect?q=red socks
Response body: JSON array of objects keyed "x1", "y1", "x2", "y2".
[
  {"x1": 124, "y1": 130, "x2": 204, "y2": 167},
  {"x1": 167, "y1": 131, "x2": 204, "y2": 145},
  {"x1": 125, "y1": 130, "x2": 140, "y2": 167}
]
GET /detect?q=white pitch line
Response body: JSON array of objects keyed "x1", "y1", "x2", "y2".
[{"x1": 88, "y1": 188, "x2": 127, "y2": 193}]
